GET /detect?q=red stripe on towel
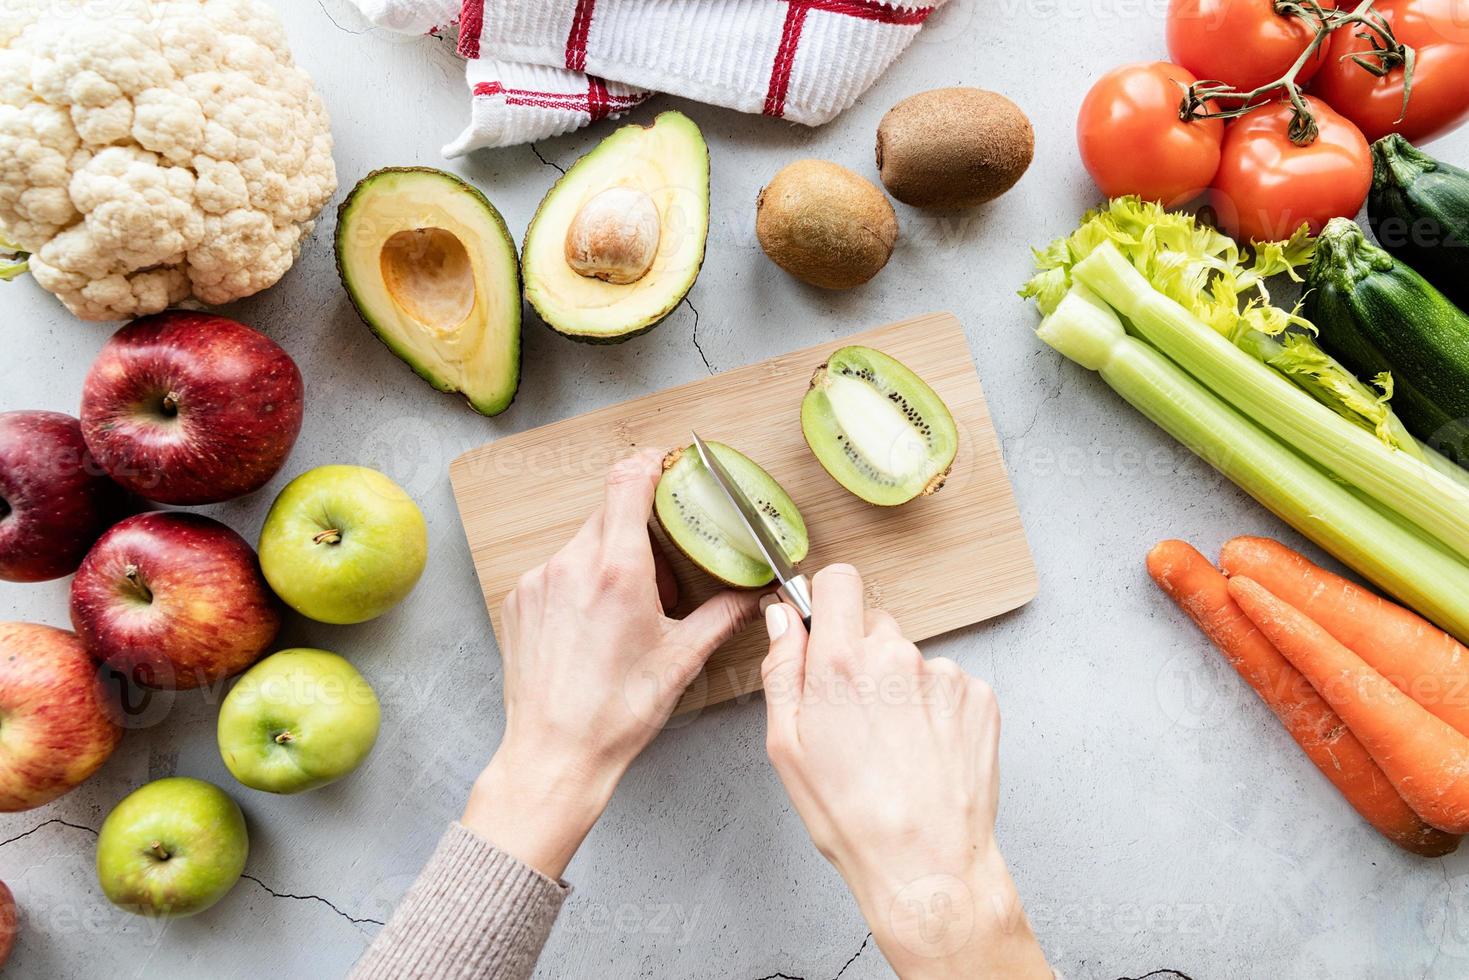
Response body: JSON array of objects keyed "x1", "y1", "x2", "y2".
[
  {"x1": 805, "y1": 0, "x2": 935, "y2": 24},
  {"x1": 565, "y1": 0, "x2": 597, "y2": 71},
  {"x1": 587, "y1": 76, "x2": 611, "y2": 120},
  {"x1": 473, "y1": 80, "x2": 647, "y2": 114},
  {"x1": 763, "y1": 1, "x2": 810, "y2": 117},
  {"x1": 764, "y1": 0, "x2": 934, "y2": 116},
  {"x1": 458, "y1": 0, "x2": 484, "y2": 58}
]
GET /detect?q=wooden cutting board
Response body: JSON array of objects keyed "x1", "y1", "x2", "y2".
[{"x1": 449, "y1": 312, "x2": 1036, "y2": 714}]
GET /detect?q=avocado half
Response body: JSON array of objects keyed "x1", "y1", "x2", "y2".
[
  {"x1": 523, "y1": 111, "x2": 710, "y2": 343},
  {"x1": 336, "y1": 167, "x2": 521, "y2": 416}
]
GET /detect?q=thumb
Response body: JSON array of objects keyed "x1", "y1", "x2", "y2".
[
  {"x1": 671, "y1": 588, "x2": 763, "y2": 669},
  {"x1": 761, "y1": 602, "x2": 808, "y2": 744}
]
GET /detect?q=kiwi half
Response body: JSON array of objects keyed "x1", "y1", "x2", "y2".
[
  {"x1": 655, "y1": 443, "x2": 808, "y2": 588},
  {"x1": 802, "y1": 346, "x2": 958, "y2": 506}
]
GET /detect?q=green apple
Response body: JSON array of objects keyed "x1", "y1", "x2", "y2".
[
  {"x1": 96, "y1": 777, "x2": 248, "y2": 917},
  {"x1": 218, "y1": 648, "x2": 381, "y2": 794},
  {"x1": 258, "y1": 464, "x2": 428, "y2": 624}
]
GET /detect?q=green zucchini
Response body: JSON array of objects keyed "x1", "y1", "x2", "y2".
[
  {"x1": 1303, "y1": 217, "x2": 1469, "y2": 466},
  {"x1": 1368, "y1": 135, "x2": 1469, "y2": 310}
]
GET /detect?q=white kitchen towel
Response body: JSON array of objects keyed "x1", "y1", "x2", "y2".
[{"x1": 350, "y1": 0, "x2": 948, "y2": 156}]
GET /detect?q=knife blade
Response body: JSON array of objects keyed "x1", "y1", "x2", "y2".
[{"x1": 691, "y1": 432, "x2": 813, "y2": 627}]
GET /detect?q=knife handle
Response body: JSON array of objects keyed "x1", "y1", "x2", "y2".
[{"x1": 776, "y1": 574, "x2": 814, "y2": 632}]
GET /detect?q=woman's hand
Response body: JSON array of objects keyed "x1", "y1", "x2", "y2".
[
  {"x1": 464, "y1": 449, "x2": 761, "y2": 879},
  {"x1": 761, "y1": 565, "x2": 1049, "y2": 980}
]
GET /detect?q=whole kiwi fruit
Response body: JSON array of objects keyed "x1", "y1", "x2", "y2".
[
  {"x1": 876, "y1": 88, "x2": 1034, "y2": 209},
  {"x1": 755, "y1": 160, "x2": 898, "y2": 290}
]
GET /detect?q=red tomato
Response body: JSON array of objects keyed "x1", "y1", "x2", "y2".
[
  {"x1": 1077, "y1": 62, "x2": 1225, "y2": 206},
  {"x1": 1168, "y1": 0, "x2": 1338, "y2": 92},
  {"x1": 1210, "y1": 96, "x2": 1372, "y2": 241},
  {"x1": 1310, "y1": 0, "x2": 1469, "y2": 143}
]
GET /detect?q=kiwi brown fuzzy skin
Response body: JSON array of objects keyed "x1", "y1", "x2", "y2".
[
  {"x1": 876, "y1": 88, "x2": 1034, "y2": 209},
  {"x1": 920, "y1": 467, "x2": 952, "y2": 497},
  {"x1": 755, "y1": 160, "x2": 898, "y2": 290}
]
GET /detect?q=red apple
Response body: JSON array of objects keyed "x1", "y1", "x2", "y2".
[
  {"x1": 0, "y1": 622, "x2": 123, "y2": 812},
  {"x1": 70, "y1": 512, "x2": 281, "y2": 689},
  {"x1": 80, "y1": 311, "x2": 304, "y2": 505},
  {"x1": 0, "y1": 880, "x2": 14, "y2": 967},
  {"x1": 0, "y1": 411, "x2": 127, "y2": 582}
]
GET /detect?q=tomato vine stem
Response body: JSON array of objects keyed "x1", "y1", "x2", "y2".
[{"x1": 1178, "y1": 0, "x2": 1413, "y2": 145}]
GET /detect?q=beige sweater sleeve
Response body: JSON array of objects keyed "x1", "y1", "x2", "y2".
[{"x1": 350, "y1": 822, "x2": 570, "y2": 980}]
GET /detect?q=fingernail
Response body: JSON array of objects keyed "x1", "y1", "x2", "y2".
[{"x1": 765, "y1": 603, "x2": 788, "y2": 640}]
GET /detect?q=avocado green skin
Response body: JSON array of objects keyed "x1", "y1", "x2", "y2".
[
  {"x1": 523, "y1": 112, "x2": 711, "y2": 344},
  {"x1": 534, "y1": 303, "x2": 676, "y2": 346},
  {"x1": 1304, "y1": 218, "x2": 1469, "y2": 464},
  {"x1": 335, "y1": 166, "x2": 523, "y2": 415},
  {"x1": 1367, "y1": 135, "x2": 1469, "y2": 312}
]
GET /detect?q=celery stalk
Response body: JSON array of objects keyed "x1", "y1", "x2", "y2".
[
  {"x1": 1040, "y1": 287, "x2": 1469, "y2": 641},
  {"x1": 1073, "y1": 241, "x2": 1469, "y2": 565},
  {"x1": 1021, "y1": 197, "x2": 1420, "y2": 454},
  {"x1": 1235, "y1": 328, "x2": 1422, "y2": 457}
]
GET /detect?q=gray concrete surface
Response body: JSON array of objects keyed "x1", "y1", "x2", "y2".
[{"x1": 4, "y1": 1, "x2": 1469, "y2": 977}]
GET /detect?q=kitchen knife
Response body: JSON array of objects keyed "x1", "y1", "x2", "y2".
[{"x1": 691, "y1": 432, "x2": 813, "y2": 629}]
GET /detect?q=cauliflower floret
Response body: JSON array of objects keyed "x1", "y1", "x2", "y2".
[{"x1": 0, "y1": 0, "x2": 336, "y2": 321}]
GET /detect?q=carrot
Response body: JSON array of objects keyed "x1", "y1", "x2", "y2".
[
  {"x1": 1230, "y1": 574, "x2": 1469, "y2": 836},
  {"x1": 1221, "y1": 536, "x2": 1469, "y2": 739},
  {"x1": 1147, "y1": 541, "x2": 1458, "y2": 855}
]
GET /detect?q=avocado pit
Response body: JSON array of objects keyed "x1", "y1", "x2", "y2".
[{"x1": 564, "y1": 187, "x2": 661, "y2": 285}]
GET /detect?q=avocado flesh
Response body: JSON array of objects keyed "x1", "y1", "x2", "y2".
[
  {"x1": 523, "y1": 111, "x2": 710, "y2": 342},
  {"x1": 802, "y1": 346, "x2": 959, "y2": 506},
  {"x1": 336, "y1": 167, "x2": 521, "y2": 416},
  {"x1": 655, "y1": 443, "x2": 808, "y2": 589}
]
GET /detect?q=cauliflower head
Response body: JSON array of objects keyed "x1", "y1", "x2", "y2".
[{"x1": 0, "y1": 0, "x2": 337, "y2": 321}]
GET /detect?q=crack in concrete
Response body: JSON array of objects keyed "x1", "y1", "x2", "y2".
[
  {"x1": 315, "y1": 0, "x2": 370, "y2": 35},
  {"x1": 752, "y1": 932, "x2": 872, "y2": 980},
  {"x1": 1006, "y1": 369, "x2": 1066, "y2": 446},
  {"x1": 1119, "y1": 971, "x2": 1198, "y2": 980},
  {"x1": 0, "y1": 817, "x2": 96, "y2": 848},
  {"x1": 530, "y1": 143, "x2": 565, "y2": 175},
  {"x1": 831, "y1": 932, "x2": 871, "y2": 978},
  {"x1": 684, "y1": 296, "x2": 713, "y2": 374},
  {"x1": 0, "y1": 817, "x2": 381, "y2": 928},
  {"x1": 241, "y1": 874, "x2": 385, "y2": 927}
]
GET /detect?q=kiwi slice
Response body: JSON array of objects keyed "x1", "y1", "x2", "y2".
[
  {"x1": 802, "y1": 346, "x2": 958, "y2": 506},
  {"x1": 655, "y1": 443, "x2": 808, "y2": 588}
]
